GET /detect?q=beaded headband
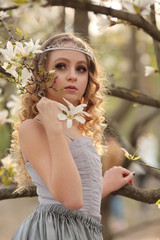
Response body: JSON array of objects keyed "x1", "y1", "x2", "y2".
[{"x1": 43, "y1": 42, "x2": 94, "y2": 61}]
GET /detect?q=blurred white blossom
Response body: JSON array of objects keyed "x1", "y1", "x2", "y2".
[
  {"x1": 0, "y1": 11, "x2": 9, "y2": 20},
  {"x1": 0, "y1": 78, "x2": 7, "y2": 87},
  {"x1": 19, "y1": 68, "x2": 32, "y2": 87},
  {"x1": 144, "y1": 66, "x2": 155, "y2": 77},
  {"x1": 2, "y1": 63, "x2": 18, "y2": 79},
  {"x1": 6, "y1": 95, "x2": 22, "y2": 115},
  {"x1": 15, "y1": 39, "x2": 42, "y2": 57},
  {"x1": 122, "y1": 0, "x2": 155, "y2": 16},
  {"x1": 0, "y1": 109, "x2": 13, "y2": 125},
  {"x1": 0, "y1": 39, "x2": 42, "y2": 92},
  {"x1": 0, "y1": 41, "x2": 17, "y2": 62},
  {"x1": 24, "y1": 39, "x2": 42, "y2": 54},
  {"x1": 58, "y1": 98, "x2": 89, "y2": 129},
  {"x1": 1, "y1": 154, "x2": 15, "y2": 168}
]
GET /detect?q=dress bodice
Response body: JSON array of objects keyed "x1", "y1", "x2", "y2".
[{"x1": 24, "y1": 136, "x2": 103, "y2": 221}]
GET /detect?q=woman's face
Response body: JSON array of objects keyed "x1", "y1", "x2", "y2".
[{"x1": 45, "y1": 48, "x2": 89, "y2": 106}]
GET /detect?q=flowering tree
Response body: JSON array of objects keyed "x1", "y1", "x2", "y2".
[{"x1": 0, "y1": 1, "x2": 160, "y2": 237}]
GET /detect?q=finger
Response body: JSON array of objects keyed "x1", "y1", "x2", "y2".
[
  {"x1": 121, "y1": 168, "x2": 131, "y2": 176},
  {"x1": 123, "y1": 172, "x2": 134, "y2": 184}
]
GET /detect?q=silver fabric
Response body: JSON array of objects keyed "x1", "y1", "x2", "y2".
[
  {"x1": 12, "y1": 204, "x2": 103, "y2": 240},
  {"x1": 24, "y1": 137, "x2": 102, "y2": 221},
  {"x1": 13, "y1": 136, "x2": 103, "y2": 239}
]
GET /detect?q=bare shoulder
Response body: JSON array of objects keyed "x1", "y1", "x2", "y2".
[
  {"x1": 19, "y1": 118, "x2": 52, "y2": 190},
  {"x1": 19, "y1": 118, "x2": 44, "y2": 139},
  {"x1": 20, "y1": 118, "x2": 41, "y2": 131},
  {"x1": 19, "y1": 118, "x2": 49, "y2": 161}
]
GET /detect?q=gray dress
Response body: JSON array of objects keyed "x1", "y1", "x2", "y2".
[{"x1": 12, "y1": 135, "x2": 103, "y2": 239}]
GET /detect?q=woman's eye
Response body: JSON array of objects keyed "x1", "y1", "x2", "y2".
[
  {"x1": 77, "y1": 66, "x2": 87, "y2": 72},
  {"x1": 55, "y1": 63, "x2": 66, "y2": 70}
]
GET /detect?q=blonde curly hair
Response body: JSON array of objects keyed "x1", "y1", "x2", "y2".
[{"x1": 10, "y1": 33, "x2": 107, "y2": 192}]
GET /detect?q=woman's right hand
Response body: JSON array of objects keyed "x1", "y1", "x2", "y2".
[{"x1": 36, "y1": 97, "x2": 63, "y2": 134}]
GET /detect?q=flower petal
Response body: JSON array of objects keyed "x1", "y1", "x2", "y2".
[
  {"x1": 57, "y1": 113, "x2": 67, "y2": 121},
  {"x1": 67, "y1": 119, "x2": 72, "y2": 129},
  {"x1": 82, "y1": 111, "x2": 90, "y2": 117},
  {"x1": 58, "y1": 103, "x2": 68, "y2": 113},
  {"x1": 72, "y1": 105, "x2": 84, "y2": 115},
  {"x1": 74, "y1": 115, "x2": 86, "y2": 124},
  {"x1": 63, "y1": 98, "x2": 74, "y2": 108}
]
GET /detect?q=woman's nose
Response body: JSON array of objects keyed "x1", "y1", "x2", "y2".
[{"x1": 67, "y1": 68, "x2": 77, "y2": 81}]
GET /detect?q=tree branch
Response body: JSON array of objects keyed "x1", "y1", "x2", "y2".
[
  {"x1": 109, "y1": 86, "x2": 160, "y2": 108},
  {"x1": 1, "y1": 183, "x2": 160, "y2": 204},
  {"x1": 114, "y1": 184, "x2": 160, "y2": 204},
  {"x1": 150, "y1": 5, "x2": 160, "y2": 72},
  {"x1": 0, "y1": 6, "x2": 18, "y2": 11},
  {"x1": 0, "y1": 66, "x2": 12, "y2": 77},
  {"x1": 46, "y1": 0, "x2": 160, "y2": 41},
  {"x1": 0, "y1": 185, "x2": 37, "y2": 200},
  {"x1": 106, "y1": 122, "x2": 160, "y2": 180}
]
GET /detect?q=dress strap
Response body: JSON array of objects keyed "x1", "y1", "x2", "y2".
[
  {"x1": 22, "y1": 153, "x2": 29, "y2": 163},
  {"x1": 64, "y1": 132, "x2": 74, "y2": 142}
]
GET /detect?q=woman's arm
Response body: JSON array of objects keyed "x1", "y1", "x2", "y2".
[
  {"x1": 102, "y1": 166, "x2": 134, "y2": 199},
  {"x1": 19, "y1": 98, "x2": 83, "y2": 210}
]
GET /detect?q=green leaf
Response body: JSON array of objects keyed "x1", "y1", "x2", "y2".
[
  {"x1": 16, "y1": 27, "x2": 23, "y2": 37},
  {"x1": 13, "y1": 0, "x2": 29, "y2": 5},
  {"x1": 25, "y1": 32, "x2": 29, "y2": 39},
  {"x1": 6, "y1": 63, "x2": 12, "y2": 70},
  {"x1": 133, "y1": 156, "x2": 141, "y2": 161}
]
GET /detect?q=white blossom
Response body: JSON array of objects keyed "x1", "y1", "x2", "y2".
[
  {"x1": 15, "y1": 39, "x2": 42, "y2": 57},
  {"x1": 122, "y1": 0, "x2": 155, "y2": 16},
  {"x1": 0, "y1": 41, "x2": 17, "y2": 62},
  {"x1": 1, "y1": 154, "x2": 15, "y2": 168},
  {"x1": 58, "y1": 98, "x2": 89, "y2": 129},
  {"x1": 19, "y1": 68, "x2": 32, "y2": 87},
  {"x1": 24, "y1": 39, "x2": 42, "y2": 54},
  {"x1": 144, "y1": 66, "x2": 155, "y2": 77},
  {"x1": 0, "y1": 109, "x2": 13, "y2": 125},
  {"x1": 2, "y1": 62, "x2": 18, "y2": 79},
  {"x1": 0, "y1": 11, "x2": 9, "y2": 20},
  {"x1": 6, "y1": 94, "x2": 22, "y2": 115}
]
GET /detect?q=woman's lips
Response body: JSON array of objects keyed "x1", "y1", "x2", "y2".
[{"x1": 65, "y1": 86, "x2": 78, "y2": 92}]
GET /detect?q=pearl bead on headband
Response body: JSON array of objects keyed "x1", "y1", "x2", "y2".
[{"x1": 43, "y1": 42, "x2": 94, "y2": 61}]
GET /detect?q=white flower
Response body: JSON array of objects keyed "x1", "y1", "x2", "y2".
[
  {"x1": 58, "y1": 98, "x2": 89, "y2": 129},
  {"x1": 24, "y1": 39, "x2": 42, "y2": 54},
  {"x1": 0, "y1": 11, "x2": 9, "y2": 20},
  {"x1": 0, "y1": 109, "x2": 13, "y2": 125},
  {"x1": 15, "y1": 41, "x2": 30, "y2": 57},
  {"x1": 1, "y1": 154, "x2": 15, "y2": 168},
  {"x1": 2, "y1": 62, "x2": 18, "y2": 79},
  {"x1": 122, "y1": 0, "x2": 155, "y2": 16},
  {"x1": 15, "y1": 39, "x2": 42, "y2": 57},
  {"x1": 0, "y1": 41, "x2": 17, "y2": 62},
  {"x1": 6, "y1": 94, "x2": 22, "y2": 115},
  {"x1": 144, "y1": 66, "x2": 155, "y2": 77},
  {"x1": 19, "y1": 68, "x2": 32, "y2": 87}
]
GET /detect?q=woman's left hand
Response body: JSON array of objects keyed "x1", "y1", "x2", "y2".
[{"x1": 102, "y1": 166, "x2": 134, "y2": 198}]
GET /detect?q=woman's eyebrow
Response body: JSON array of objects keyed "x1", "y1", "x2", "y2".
[
  {"x1": 54, "y1": 58, "x2": 69, "y2": 62},
  {"x1": 76, "y1": 61, "x2": 88, "y2": 66},
  {"x1": 54, "y1": 58, "x2": 87, "y2": 66}
]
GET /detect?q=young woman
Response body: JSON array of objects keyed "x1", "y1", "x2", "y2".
[{"x1": 11, "y1": 33, "x2": 133, "y2": 240}]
